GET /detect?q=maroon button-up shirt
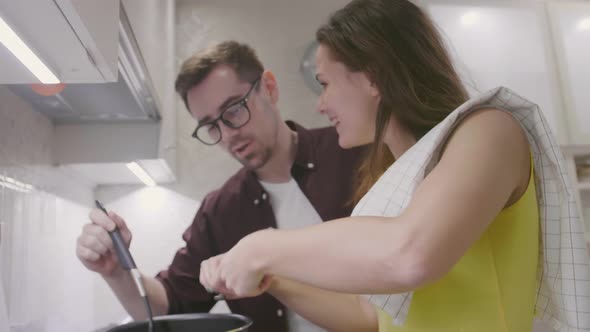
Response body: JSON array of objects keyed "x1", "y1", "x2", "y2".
[{"x1": 156, "y1": 121, "x2": 365, "y2": 332}]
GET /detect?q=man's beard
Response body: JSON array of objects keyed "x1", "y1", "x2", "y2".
[{"x1": 236, "y1": 145, "x2": 272, "y2": 170}]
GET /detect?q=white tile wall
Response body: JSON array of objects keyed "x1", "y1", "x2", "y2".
[{"x1": 0, "y1": 86, "x2": 99, "y2": 331}]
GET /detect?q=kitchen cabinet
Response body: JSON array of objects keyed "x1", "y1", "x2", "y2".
[
  {"x1": 423, "y1": 0, "x2": 569, "y2": 143},
  {"x1": 421, "y1": 0, "x2": 590, "y2": 237},
  {"x1": 547, "y1": 1, "x2": 590, "y2": 146}
]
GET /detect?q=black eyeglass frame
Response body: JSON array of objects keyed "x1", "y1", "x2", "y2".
[{"x1": 192, "y1": 77, "x2": 262, "y2": 145}]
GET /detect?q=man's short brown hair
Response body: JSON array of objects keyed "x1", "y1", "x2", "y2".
[{"x1": 175, "y1": 41, "x2": 264, "y2": 112}]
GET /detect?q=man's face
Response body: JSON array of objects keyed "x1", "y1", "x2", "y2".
[{"x1": 186, "y1": 65, "x2": 280, "y2": 170}]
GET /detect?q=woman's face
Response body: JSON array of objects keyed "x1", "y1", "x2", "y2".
[{"x1": 315, "y1": 44, "x2": 381, "y2": 149}]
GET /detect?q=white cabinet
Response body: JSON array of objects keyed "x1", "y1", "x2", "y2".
[
  {"x1": 422, "y1": 0, "x2": 590, "y2": 234},
  {"x1": 423, "y1": 1, "x2": 569, "y2": 144},
  {"x1": 547, "y1": 1, "x2": 590, "y2": 145}
]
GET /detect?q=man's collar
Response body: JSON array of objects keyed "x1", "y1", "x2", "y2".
[{"x1": 286, "y1": 120, "x2": 317, "y2": 171}]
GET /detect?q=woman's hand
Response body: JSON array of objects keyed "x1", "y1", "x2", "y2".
[{"x1": 200, "y1": 230, "x2": 274, "y2": 299}]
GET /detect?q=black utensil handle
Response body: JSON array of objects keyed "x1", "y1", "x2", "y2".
[
  {"x1": 95, "y1": 200, "x2": 137, "y2": 270},
  {"x1": 109, "y1": 230, "x2": 136, "y2": 270}
]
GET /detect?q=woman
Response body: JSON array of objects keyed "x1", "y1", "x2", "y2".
[{"x1": 200, "y1": 0, "x2": 540, "y2": 330}]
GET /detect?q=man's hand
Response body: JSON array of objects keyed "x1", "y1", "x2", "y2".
[{"x1": 76, "y1": 209, "x2": 132, "y2": 276}]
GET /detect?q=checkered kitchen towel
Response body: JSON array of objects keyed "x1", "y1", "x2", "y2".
[{"x1": 352, "y1": 87, "x2": 590, "y2": 331}]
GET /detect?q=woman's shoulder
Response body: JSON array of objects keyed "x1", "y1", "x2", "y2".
[
  {"x1": 443, "y1": 107, "x2": 531, "y2": 205},
  {"x1": 446, "y1": 107, "x2": 528, "y2": 153}
]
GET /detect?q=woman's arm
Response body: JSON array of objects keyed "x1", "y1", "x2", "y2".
[{"x1": 213, "y1": 109, "x2": 531, "y2": 296}]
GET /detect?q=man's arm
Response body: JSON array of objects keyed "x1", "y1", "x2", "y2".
[
  {"x1": 268, "y1": 278, "x2": 377, "y2": 332},
  {"x1": 104, "y1": 269, "x2": 169, "y2": 319}
]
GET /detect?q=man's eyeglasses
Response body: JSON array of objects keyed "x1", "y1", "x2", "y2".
[{"x1": 192, "y1": 77, "x2": 261, "y2": 145}]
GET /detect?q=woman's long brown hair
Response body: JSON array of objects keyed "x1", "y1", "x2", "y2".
[{"x1": 316, "y1": 0, "x2": 469, "y2": 203}]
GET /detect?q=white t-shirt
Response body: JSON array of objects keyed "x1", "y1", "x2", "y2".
[{"x1": 259, "y1": 178, "x2": 326, "y2": 332}]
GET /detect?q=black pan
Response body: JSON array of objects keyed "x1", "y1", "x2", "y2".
[{"x1": 106, "y1": 313, "x2": 252, "y2": 332}]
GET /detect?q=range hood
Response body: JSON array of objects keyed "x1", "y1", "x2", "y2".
[
  {"x1": 0, "y1": 0, "x2": 120, "y2": 84},
  {"x1": 6, "y1": 4, "x2": 161, "y2": 123},
  {"x1": 0, "y1": 0, "x2": 177, "y2": 189}
]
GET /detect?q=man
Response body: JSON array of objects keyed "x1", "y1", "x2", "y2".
[{"x1": 76, "y1": 41, "x2": 364, "y2": 332}]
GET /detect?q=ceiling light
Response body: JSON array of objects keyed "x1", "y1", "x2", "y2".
[
  {"x1": 578, "y1": 18, "x2": 590, "y2": 31},
  {"x1": 126, "y1": 162, "x2": 156, "y2": 187},
  {"x1": 461, "y1": 12, "x2": 479, "y2": 26},
  {"x1": 0, "y1": 15, "x2": 60, "y2": 84}
]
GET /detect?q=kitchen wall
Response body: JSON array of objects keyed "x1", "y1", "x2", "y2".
[
  {"x1": 0, "y1": 87, "x2": 52, "y2": 168},
  {"x1": 0, "y1": 86, "x2": 98, "y2": 331}
]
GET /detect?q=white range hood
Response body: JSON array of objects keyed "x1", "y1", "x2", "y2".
[
  {"x1": 0, "y1": 0, "x2": 120, "y2": 84},
  {"x1": 0, "y1": 0, "x2": 177, "y2": 189}
]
